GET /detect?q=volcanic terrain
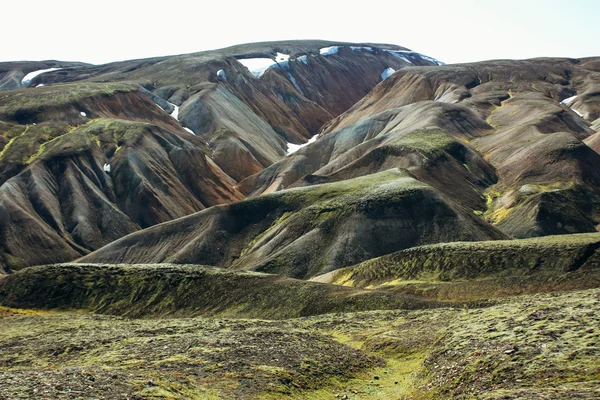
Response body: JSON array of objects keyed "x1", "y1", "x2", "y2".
[{"x1": 1, "y1": 40, "x2": 599, "y2": 399}]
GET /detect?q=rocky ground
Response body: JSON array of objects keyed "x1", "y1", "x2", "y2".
[{"x1": 1, "y1": 289, "x2": 599, "y2": 399}]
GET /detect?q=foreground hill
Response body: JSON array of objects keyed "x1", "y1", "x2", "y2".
[
  {"x1": 0, "y1": 263, "x2": 441, "y2": 319},
  {"x1": 313, "y1": 232, "x2": 600, "y2": 301},
  {"x1": 78, "y1": 169, "x2": 505, "y2": 278},
  {"x1": 0, "y1": 41, "x2": 441, "y2": 270}
]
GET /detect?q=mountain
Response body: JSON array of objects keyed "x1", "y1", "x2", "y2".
[
  {"x1": 2, "y1": 40, "x2": 600, "y2": 400},
  {"x1": 0, "y1": 40, "x2": 441, "y2": 271},
  {"x1": 242, "y1": 57, "x2": 600, "y2": 239}
]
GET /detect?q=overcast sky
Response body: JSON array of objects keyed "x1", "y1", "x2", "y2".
[{"x1": 3, "y1": 0, "x2": 599, "y2": 65}]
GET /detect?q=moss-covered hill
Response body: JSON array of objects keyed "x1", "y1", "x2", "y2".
[
  {"x1": 0, "y1": 263, "x2": 441, "y2": 319},
  {"x1": 79, "y1": 169, "x2": 505, "y2": 279},
  {"x1": 315, "y1": 232, "x2": 600, "y2": 301}
]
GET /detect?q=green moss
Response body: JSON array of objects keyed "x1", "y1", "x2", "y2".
[
  {"x1": 0, "y1": 263, "x2": 441, "y2": 319},
  {"x1": 380, "y1": 128, "x2": 455, "y2": 157},
  {"x1": 0, "y1": 82, "x2": 138, "y2": 121},
  {"x1": 20, "y1": 118, "x2": 153, "y2": 164},
  {"x1": 0, "y1": 123, "x2": 72, "y2": 166}
]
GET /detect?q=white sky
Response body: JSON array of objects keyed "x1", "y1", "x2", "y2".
[{"x1": 3, "y1": 0, "x2": 599, "y2": 65}]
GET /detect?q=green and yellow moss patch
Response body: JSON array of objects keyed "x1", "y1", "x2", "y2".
[
  {"x1": 0, "y1": 289, "x2": 599, "y2": 399},
  {"x1": 0, "y1": 82, "x2": 138, "y2": 121}
]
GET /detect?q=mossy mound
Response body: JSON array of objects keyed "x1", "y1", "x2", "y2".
[
  {"x1": 0, "y1": 263, "x2": 442, "y2": 319},
  {"x1": 0, "y1": 82, "x2": 138, "y2": 124},
  {"x1": 318, "y1": 232, "x2": 600, "y2": 301}
]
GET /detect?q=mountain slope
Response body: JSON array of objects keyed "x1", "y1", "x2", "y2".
[{"x1": 241, "y1": 57, "x2": 600, "y2": 238}]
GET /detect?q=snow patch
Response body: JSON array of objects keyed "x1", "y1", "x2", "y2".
[
  {"x1": 103, "y1": 163, "x2": 111, "y2": 173},
  {"x1": 183, "y1": 127, "x2": 195, "y2": 135},
  {"x1": 237, "y1": 58, "x2": 278, "y2": 78},
  {"x1": 570, "y1": 108, "x2": 584, "y2": 118},
  {"x1": 381, "y1": 67, "x2": 396, "y2": 80},
  {"x1": 169, "y1": 103, "x2": 179, "y2": 120},
  {"x1": 350, "y1": 46, "x2": 374, "y2": 52},
  {"x1": 561, "y1": 95, "x2": 585, "y2": 117},
  {"x1": 296, "y1": 55, "x2": 308, "y2": 65},
  {"x1": 288, "y1": 73, "x2": 304, "y2": 95},
  {"x1": 319, "y1": 46, "x2": 339, "y2": 56},
  {"x1": 384, "y1": 49, "x2": 445, "y2": 66},
  {"x1": 383, "y1": 50, "x2": 413, "y2": 63},
  {"x1": 216, "y1": 69, "x2": 227, "y2": 80},
  {"x1": 287, "y1": 134, "x2": 319, "y2": 155},
  {"x1": 276, "y1": 52, "x2": 290, "y2": 62},
  {"x1": 35, "y1": 84, "x2": 45, "y2": 88},
  {"x1": 419, "y1": 54, "x2": 445, "y2": 66},
  {"x1": 236, "y1": 53, "x2": 292, "y2": 78},
  {"x1": 21, "y1": 67, "x2": 62, "y2": 86},
  {"x1": 80, "y1": 111, "x2": 87, "y2": 117}
]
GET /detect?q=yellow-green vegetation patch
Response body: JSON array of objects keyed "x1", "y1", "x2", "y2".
[
  {"x1": 419, "y1": 289, "x2": 600, "y2": 398},
  {"x1": 0, "y1": 313, "x2": 382, "y2": 399},
  {"x1": 387, "y1": 127, "x2": 455, "y2": 154},
  {"x1": 1, "y1": 289, "x2": 599, "y2": 398},
  {"x1": 0, "y1": 122, "x2": 71, "y2": 165},
  {"x1": 32, "y1": 118, "x2": 152, "y2": 163}
]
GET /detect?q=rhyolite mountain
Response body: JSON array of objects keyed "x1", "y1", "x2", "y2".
[
  {"x1": 0, "y1": 40, "x2": 441, "y2": 271},
  {"x1": 242, "y1": 57, "x2": 600, "y2": 237},
  {"x1": 2, "y1": 41, "x2": 600, "y2": 400}
]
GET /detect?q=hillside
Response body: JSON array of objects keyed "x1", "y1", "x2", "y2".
[
  {"x1": 2, "y1": 39, "x2": 600, "y2": 400},
  {"x1": 242, "y1": 57, "x2": 600, "y2": 239},
  {"x1": 313, "y1": 232, "x2": 600, "y2": 300},
  {"x1": 0, "y1": 263, "x2": 441, "y2": 319},
  {"x1": 78, "y1": 169, "x2": 505, "y2": 279}
]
